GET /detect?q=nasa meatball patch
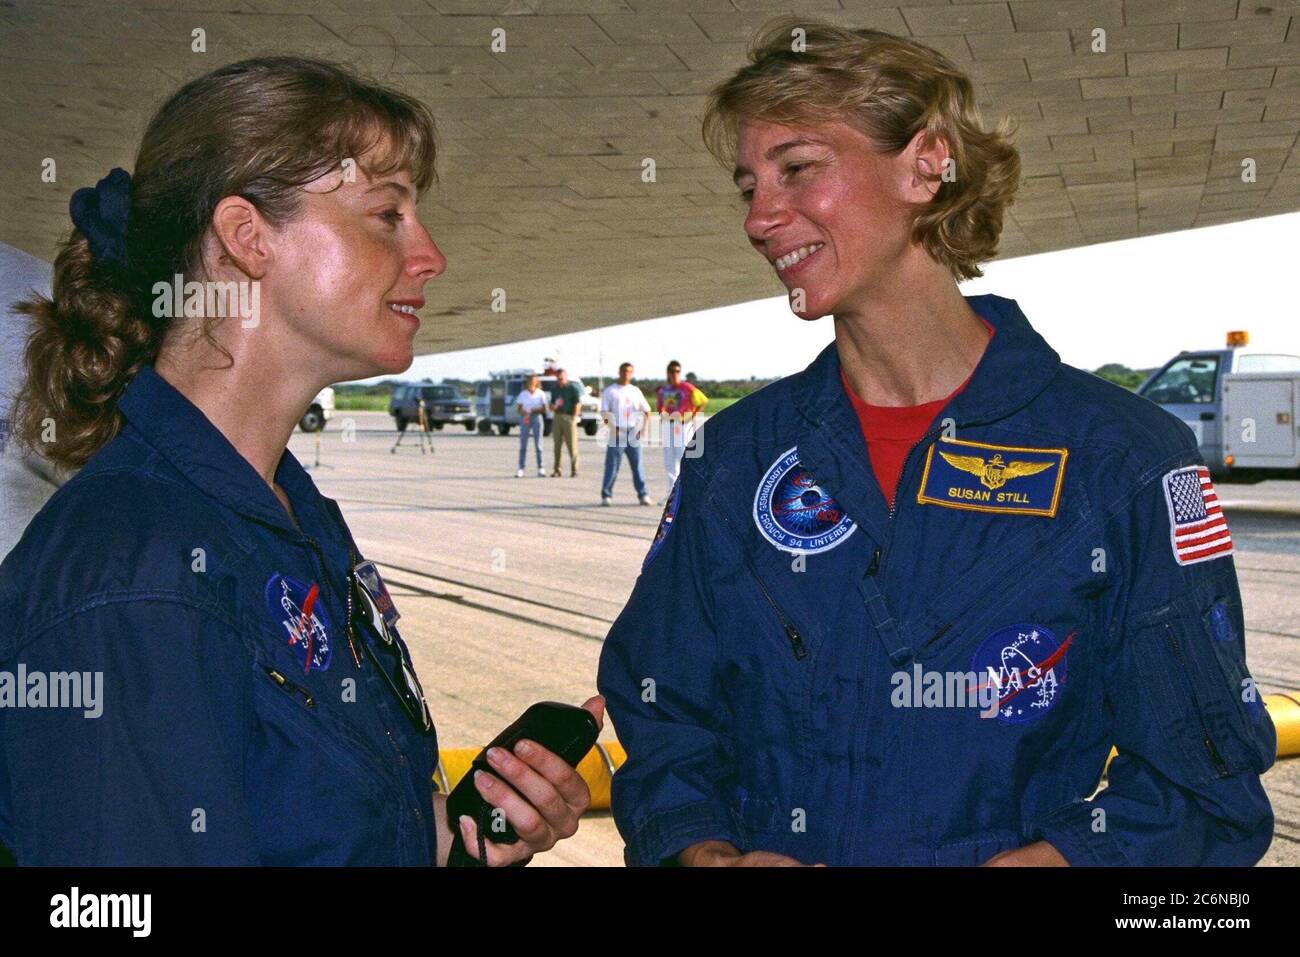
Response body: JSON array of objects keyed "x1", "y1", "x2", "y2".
[
  {"x1": 265, "y1": 572, "x2": 332, "y2": 674},
  {"x1": 753, "y1": 447, "x2": 856, "y2": 554},
  {"x1": 970, "y1": 624, "x2": 1073, "y2": 725}
]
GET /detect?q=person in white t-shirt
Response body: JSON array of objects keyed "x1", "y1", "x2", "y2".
[
  {"x1": 515, "y1": 374, "x2": 549, "y2": 477},
  {"x1": 599, "y1": 362, "x2": 652, "y2": 506}
]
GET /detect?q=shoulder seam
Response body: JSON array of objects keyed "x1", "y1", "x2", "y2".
[{"x1": 15, "y1": 589, "x2": 243, "y2": 655}]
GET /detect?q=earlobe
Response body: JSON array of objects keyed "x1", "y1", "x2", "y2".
[{"x1": 210, "y1": 195, "x2": 269, "y2": 280}]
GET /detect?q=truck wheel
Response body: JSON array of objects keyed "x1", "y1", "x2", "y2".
[
  {"x1": 433, "y1": 422, "x2": 444, "y2": 430},
  {"x1": 464, "y1": 421, "x2": 476, "y2": 432},
  {"x1": 477, "y1": 420, "x2": 493, "y2": 435},
  {"x1": 299, "y1": 406, "x2": 325, "y2": 433},
  {"x1": 584, "y1": 421, "x2": 598, "y2": 437},
  {"x1": 497, "y1": 423, "x2": 512, "y2": 436},
  {"x1": 394, "y1": 415, "x2": 408, "y2": 433}
]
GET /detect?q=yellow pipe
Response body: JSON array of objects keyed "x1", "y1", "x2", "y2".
[
  {"x1": 441, "y1": 693, "x2": 1300, "y2": 807},
  {"x1": 1101, "y1": 691, "x2": 1298, "y2": 775},
  {"x1": 1267, "y1": 692, "x2": 1300, "y2": 757},
  {"x1": 436, "y1": 742, "x2": 627, "y2": 811}
]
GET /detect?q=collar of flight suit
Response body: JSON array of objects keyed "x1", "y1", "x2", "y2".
[
  {"x1": 117, "y1": 365, "x2": 332, "y2": 545},
  {"x1": 789, "y1": 293, "x2": 1062, "y2": 546}
]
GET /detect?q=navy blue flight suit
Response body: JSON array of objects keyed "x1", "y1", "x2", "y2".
[
  {"x1": 0, "y1": 366, "x2": 439, "y2": 864},
  {"x1": 598, "y1": 293, "x2": 1276, "y2": 866}
]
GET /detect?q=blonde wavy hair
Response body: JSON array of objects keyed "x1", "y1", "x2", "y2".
[{"x1": 703, "y1": 18, "x2": 1021, "y2": 282}]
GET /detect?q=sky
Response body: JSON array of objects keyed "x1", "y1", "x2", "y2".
[{"x1": 357, "y1": 210, "x2": 1300, "y2": 386}]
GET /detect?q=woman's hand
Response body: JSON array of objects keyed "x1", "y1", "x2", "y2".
[
  {"x1": 455, "y1": 695, "x2": 605, "y2": 866},
  {"x1": 679, "y1": 839, "x2": 817, "y2": 867},
  {"x1": 980, "y1": 840, "x2": 1069, "y2": 866}
]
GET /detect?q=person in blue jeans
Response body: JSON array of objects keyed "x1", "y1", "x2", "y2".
[
  {"x1": 600, "y1": 362, "x2": 653, "y2": 506},
  {"x1": 515, "y1": 374, "x2": 548, "y2": 477}
]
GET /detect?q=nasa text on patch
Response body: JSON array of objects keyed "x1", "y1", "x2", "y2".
[
  {"x1": 917, "y1": 437, "x2": 1068, "y2": 517},
  {"x1": 1162, "y1": 464, "x2": 1233, "y2": 566},
  {"x1": 264, "y1": 572, "x2": 332, "y2": 674},
  {"x1": 970, "y1": 624, "x2": 1073, "y2": 725}
]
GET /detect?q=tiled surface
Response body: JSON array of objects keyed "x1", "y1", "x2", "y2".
[{"x1": 1, "y1": 0, "x2": 1297, "y2": 353}]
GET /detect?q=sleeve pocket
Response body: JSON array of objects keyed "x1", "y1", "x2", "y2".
[{"x1": 1130, "y1": 593, "x2": 1275, "y2": 787}]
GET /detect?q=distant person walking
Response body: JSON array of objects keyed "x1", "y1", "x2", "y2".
[
  {"x1": 515, "y1": 374, "x2": 548, "y2": 477},
  {"x1": 655, "y1": 360, "x2": 709, "y2": 488},
  {"x1": 550, "y1": 368, "x2": 582, "y2": 477},
  {"x1": 600, "y1": 362, "x2": 652, "y2": 506}
]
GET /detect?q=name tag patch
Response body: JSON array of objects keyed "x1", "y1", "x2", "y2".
[
  {"x1": 354, "y1": 560, "x2": 400, "y2": 629},
  {"x1": 917, "y1": 438, "x2": 1068, "y2": 517}
]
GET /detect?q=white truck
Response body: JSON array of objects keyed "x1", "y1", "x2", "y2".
[
  {"x1": 1138, "y1": 332, "x2": 1300, "y2": 482},
  {"x1": 474, "y1": 369, "x2": 601, "y2": 437}
]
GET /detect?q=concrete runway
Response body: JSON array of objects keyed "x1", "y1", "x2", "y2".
[{"x1": 290, "y1": 411, "x2": 1300, "y2": 866}]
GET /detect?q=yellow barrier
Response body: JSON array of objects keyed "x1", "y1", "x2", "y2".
[
  {"x1": 1099, "y1": 691, "x2": 1299, "y2": 776},
  {"x1": 441, "y1": 693, "x2": 1299, "y2": 809},
  {"x1": 436, "y1": 742, "x2": 627, "y2": 811},
  {"x1": 1267, "y1": 692, "x2": 1300, "y2": 757}
]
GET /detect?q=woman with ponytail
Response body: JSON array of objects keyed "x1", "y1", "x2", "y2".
[{"x1": 0, "y1": 57, "x2": 600, "y2": 866}]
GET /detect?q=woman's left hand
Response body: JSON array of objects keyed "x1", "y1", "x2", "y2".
[
  {"x1": 981, "y1": 840, "x2": 1069, "y2": 866},
  {"x1": 457, "y1": 695, "x2": 606, "y2": 866}
]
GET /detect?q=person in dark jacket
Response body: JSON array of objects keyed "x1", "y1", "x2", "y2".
[
  {"x1": 597, "y1": 20, "x2": 1275, "y2": 867},
  {"x1": 0, "y1": 57, "x2": 601, "y2": 866}
]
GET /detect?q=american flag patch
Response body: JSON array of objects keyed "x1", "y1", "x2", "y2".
[{"x1": 1162, "y1": 465, "x2": 1233, "y2": 566}]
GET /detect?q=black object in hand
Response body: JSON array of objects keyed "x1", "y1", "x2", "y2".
[{"x1": 447, "y1": 701, "x2": 600, "y2": 849}]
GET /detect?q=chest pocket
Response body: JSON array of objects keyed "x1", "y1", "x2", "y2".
[
  {"x1": 1128, "y1": 584, "x2": 1275, "y2": 787},
  {"x1": 895, "y1": 469, "x2": 1103, "y2": 668},
  {"x1": 244, "y1": 592, "x2": 404, "y2": 804}
]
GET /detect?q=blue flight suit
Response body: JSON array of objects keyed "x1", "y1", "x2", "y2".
[
  {"x1": 598, "y1": 293, "x2": 1276, "y2": 866},
  {"x1": 0, "y1": 366, "x2": 439, "y2": 864}
]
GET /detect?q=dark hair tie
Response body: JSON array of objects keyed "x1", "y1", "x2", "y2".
[{"x1": 69, "y1": 168, "x2": 132, "y2": 269}]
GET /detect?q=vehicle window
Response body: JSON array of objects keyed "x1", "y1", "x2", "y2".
[
  {"x1": 1141, "y1": 356, "x2": 1220, "y2": 404},
  {"x1": 421, "y1": 386, "x2": 457, "y2": 401},
  {"x1": 1238, "y1": 354, "x2": 1300, "y2": 373}
]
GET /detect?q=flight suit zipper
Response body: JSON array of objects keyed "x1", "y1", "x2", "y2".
[
  {"x1": 848, "y1": 422, "x2": 945, "y2": 863},
  {"x1": 265, "y1": 667, "x2": 315, "y2": 708},
  {"x1": 302, "y1": 533, "x2": 363, "y2": 669},
  {"x1": 750, "y1": 566, "x2": 808, "y2": 660},
  {"x1": 1162, "y1": 622, "x2": 1231, "y2": 777},
  {"x1": 872, "y1": 418, "x2": 961, "y2": 579}
]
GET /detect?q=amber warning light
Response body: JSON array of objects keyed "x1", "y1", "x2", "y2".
[{"x1": 1227, "y1": 330, "x2": 1250, "y2": 347}]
